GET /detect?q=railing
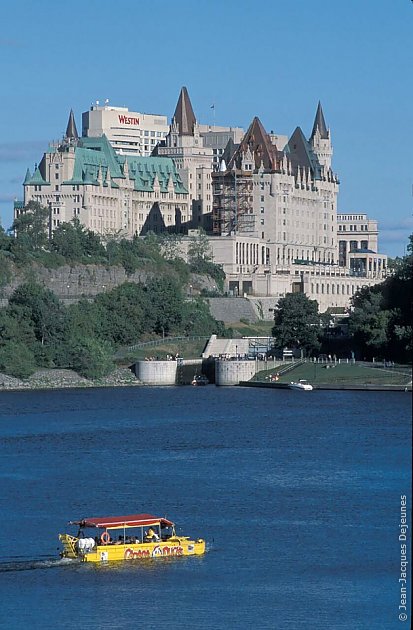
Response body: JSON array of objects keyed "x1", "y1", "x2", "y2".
[{"x1": 115, "y1": 336, "x2": 210, "y2": 358}]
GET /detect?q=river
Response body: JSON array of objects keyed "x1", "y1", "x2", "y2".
[{"x1": 0, "y1": 386, "x2": 411, "y2": 629}]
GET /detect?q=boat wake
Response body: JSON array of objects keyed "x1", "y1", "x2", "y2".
[{"x1": 0, "y1": 556, "x2": 78, "y2": 573}]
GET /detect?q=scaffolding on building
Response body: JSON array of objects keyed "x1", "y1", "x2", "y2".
[{"x1": 212, "y1": 168, "x2": 255, "y2": 235}]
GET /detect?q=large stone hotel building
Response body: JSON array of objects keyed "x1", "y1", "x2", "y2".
[{"x1": 15, "y1": 88, "x2": 387, "y2": 311}]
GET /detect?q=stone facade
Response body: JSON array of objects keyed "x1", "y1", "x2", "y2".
[
  {"x1": 17, "y1": 131, "x2": 192, "y2": 238},
  {"x1": 199, "y1": 124, "x2": 245, "y2": 169},
  {"x1": 337, "y1": 213, "x2": 386, "y2": 277},
  {"x1": 207, "y1": 105, "x2": 387, "y2": 311},
  {"x1": 13, "y1": 92, "x2": 387, "y2": 312},
  {"x1": 156, "y1": 87, "x2": 215, "y2": 232}
]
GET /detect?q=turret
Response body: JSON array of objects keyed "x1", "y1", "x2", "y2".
[
  {"x1": 309, "y1": 101, "x2": 333, "y2": 170},
  {"x1": 65, "y1": 109, "x2": 79, "y2": 143},
  {"x1": 172, "y1": 86, "x2": 196, "y2": 136}
]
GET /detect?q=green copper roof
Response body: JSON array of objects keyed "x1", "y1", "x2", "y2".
[
  {"x1": 25, "y1": 165, "x2": 49, "y2": 186},
  {"x1": 63, "y1": 135, "x2": 123, "y2": 185},
  {"x1": 124, "y1": 156, "x2": 187, "y2": 194},
  {"x1": 23, "y1": 168, "x2": 31, "y2": 185},
  {"x1": 63, "y1": 135, "x2": 187, "y2": 193}
]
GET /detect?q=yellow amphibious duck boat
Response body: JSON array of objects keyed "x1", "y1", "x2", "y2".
[{"x1": 59, "y1": 513, "x2": 206, "y2": 563}]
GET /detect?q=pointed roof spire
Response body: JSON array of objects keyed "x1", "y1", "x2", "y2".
[
  {"x1": 65, "y1": 109, "x2": 79, "y2": 140},
  {"x1": 310, "y1": 101, "x2": 328, "y2": 139},
  {"x1": 172, "y1": 86, "x2": 196, "y2": 135},
  {"x1": 228, "y1": 116, "x2": 278, "y2": 171},
  {"x1": 23, "y1": 167, "x2": 31, "y2": 185},
  {"x1": 287, "y1": 126, "x2": 314, "y2": 174}
]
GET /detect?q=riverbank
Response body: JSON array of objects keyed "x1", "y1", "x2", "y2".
[
  {"x1": 0, "y1": 367, "x2": 140, "y2": 391},
  {"x1": 240, "y1": 381, "x2": 412, "y2": 392}
]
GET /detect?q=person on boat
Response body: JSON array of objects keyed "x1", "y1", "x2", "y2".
[{"x1": 145, "y1": 527, "x2": 159, "y2": 542}]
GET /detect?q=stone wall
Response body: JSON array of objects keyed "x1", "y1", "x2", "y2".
[{"x1": 0, "y1": 263, "x2": 216, "y2": 305}]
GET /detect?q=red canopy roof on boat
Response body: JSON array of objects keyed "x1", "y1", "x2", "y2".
[{"x1": 69, "y1": 514, "x2": 174, "y2": 529}]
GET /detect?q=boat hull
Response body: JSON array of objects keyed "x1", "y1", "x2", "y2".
[
  {"x1": 191, "y1": 377, "x2": 208, "y2": 386},
  {"x1": 59, "y1": 534, "x2": 205, "y2": 563},
  {"x1": 289, "y1": 383, "x2": 313, "y2": 391}
]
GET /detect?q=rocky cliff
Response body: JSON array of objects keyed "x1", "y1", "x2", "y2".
[{"x1": 0, "y1": 263, "x2": 216, "y2": 305}]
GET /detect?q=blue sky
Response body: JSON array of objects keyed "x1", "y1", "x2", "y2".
[{"x1": 1, "y1": 0, "x2": 412, "y2": 256}]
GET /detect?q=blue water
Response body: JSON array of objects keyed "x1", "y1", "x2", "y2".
[{"x1": 0, "y1": 387, "x2": 411, "y2": 629}]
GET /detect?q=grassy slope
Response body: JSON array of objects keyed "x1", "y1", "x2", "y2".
[
  {"x1": 116, "y1": 339, "x2": 209, "y2": 364},
  {"x1": 256, "y1": 362, "x2": 412, "y2": 386},
  {"x1": 226, "y1": 321, "x2": 274, "y2": 337}
]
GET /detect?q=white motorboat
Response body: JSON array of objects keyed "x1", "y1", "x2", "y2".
[
  {"x1": 191, "y1": 374, "x2": 209, "y2": 386},
  {"x1": 289, "y1": 379, "x2": 313, "y2": 391}
]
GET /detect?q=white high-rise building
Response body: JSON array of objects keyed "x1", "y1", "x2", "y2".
[{"x1": 82, "y1": 103, "x2": 169, "y2": 156}]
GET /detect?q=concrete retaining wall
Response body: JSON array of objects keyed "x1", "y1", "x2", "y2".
[
  {"x1": 134, "y1": 361, "x2": 177, "y2": 385},
  {"x1": 215, "y1": 360, "x2": 256, "y2": 386}
]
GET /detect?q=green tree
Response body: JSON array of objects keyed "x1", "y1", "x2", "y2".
[
  {"x1": 0, "y1": 307, "x2": 37, "y2": 349},
  {"x1": 348, "y1": 288, "x2": 391, "y2": 357},
  {"x1": 10, "y1": 201, "x2": 50, "y2": 251},
  {"x1": 0, "y1": 340, "x2": 37, "y2": 379},
  {"x1": 181, "y1": 297, "x2": 227, "y2": 337},
  {"x1": 0, "y1": 225, "x2": 12, "y2": 253},
  {"x1": 160, "y1": 232, "x2": 184, "y2": 260},
  {"x1": 187, "y1": 229, "x2": 213, "y2": 264},
  {"x1": 64, "y1": 299, "x2": 104, "y2": 340},
  {"x1": 8, "y1": 282, "x2": 67, "y2": 363},
  {"x1": 66, "y1": 337, "x2": 114, "y2": 378},
  {"x1": 348, "y1": 234, "x2": 412, "y2": 361},
  {"x1": 51, "y1": 219, "x2": 87, "y2": 260},
  {"x1": 0, "y1": 255, "x2": 12, "y2": 292},
  {"x1": 95, "y1": 283, "x2": 149, "y2": 344},
  {"x1": 272, "y1": 293, "x2": 321, "y2": 354},
  {"x1": 144, "y1": 276, "x2": 184, "y2": 336}
]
